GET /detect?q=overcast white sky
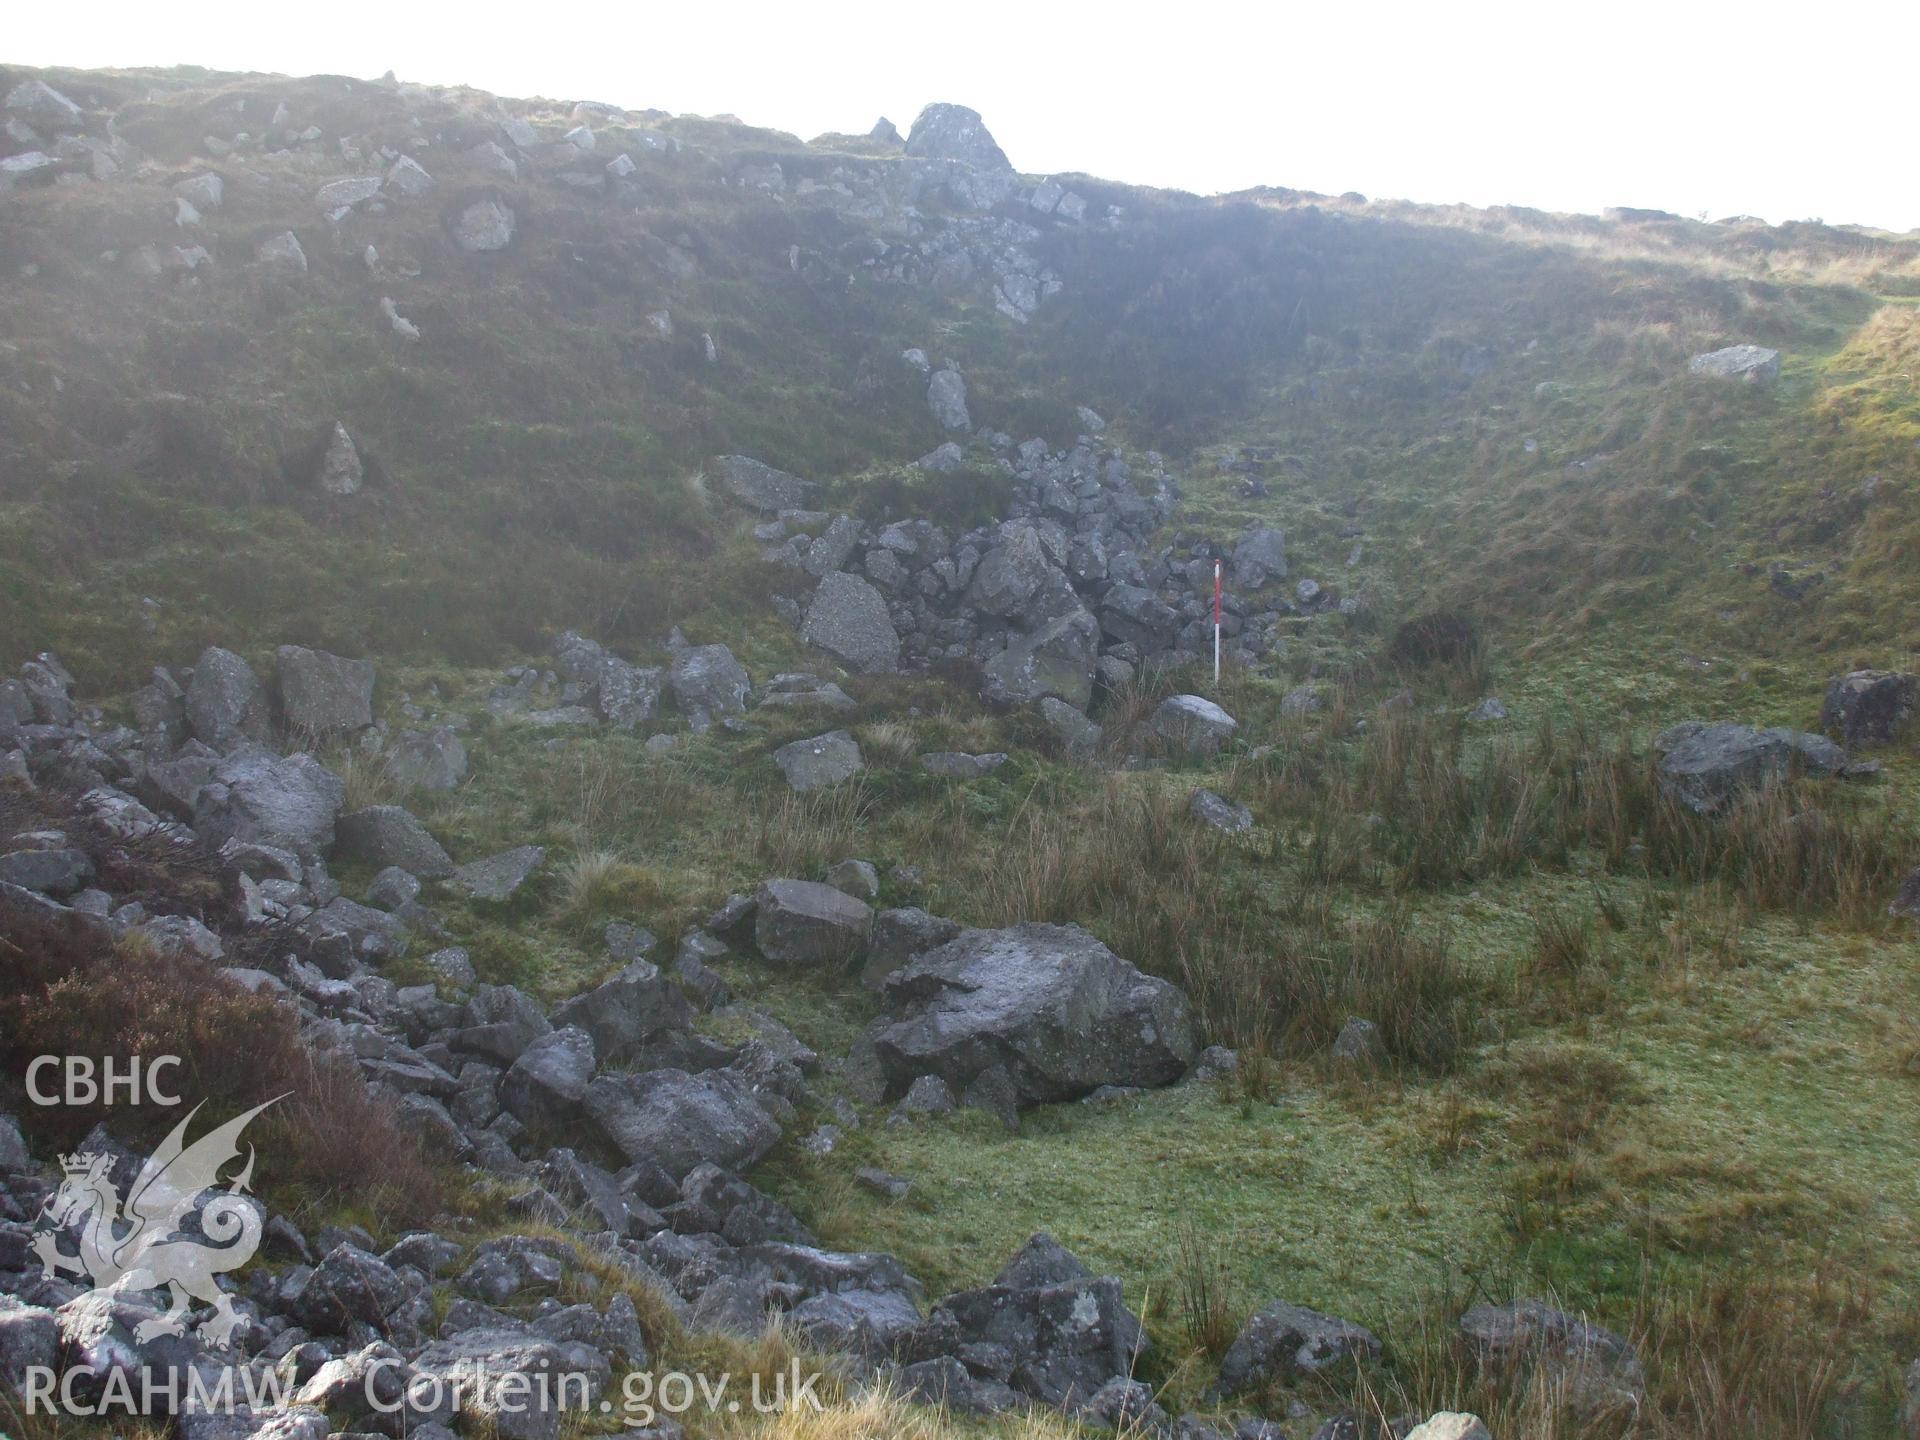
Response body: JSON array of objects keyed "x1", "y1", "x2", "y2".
[{"x1": 8, "y1": 1, "x2": 1916, "y2": 232}]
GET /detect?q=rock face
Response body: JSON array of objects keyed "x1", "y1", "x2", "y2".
[
  {"x1": 1331, "y1": 1016, "x2": 1384, "y2": 1066},
  {"x1": 981, "y1": 607, "x2": 1099, "y2": 709},
  {"x1": 193, "y1": 750, "x2": 344, "y2": 854},
  {"x1": 1458, "y1": 1300, "x2": 1645, "y2": 1411},
  {"x1": 410, "y1": 1328, "x2": 589, "y2": 1440},
  {"x1": 773, "y1": 730, "x2": 864, "y2": 791},
  {"x1": 927, "y1": 368, "x2": 972, "y2": 431},
  {"x1": 452, "y1": 198, "x2": 515, "y2": 252},
  {"x1": 863, "y1": 907, "x2": 962, "y2": 990},
  {"x1": 1821, "y1": 669, "x2": 1915, "y2": 747},
  {"x1": 499, "y1": 1026, "x2": 596, "y2": 1127},
  {"x1": 385, "y1": 155, "x2": 435, "y2": 198},
  {"x1": 1215, "y1": 1300, "x2": 1382, "y2": 1394},
  {"x1": 552, "y1": 632, "x2": 661, "y2": 730},
  {"x1": 1654, "y1": 721, "x2": 1847, "y2": 814},
  {"x1": 334, "y1": 805, "x2": 454, "y2": 878},
  {"x1": 387, "y1": 725, "x2": 467, "y2": 790},
  {"x1": 1688, "y1": 344, "x2": 1780, "y2": 382},
  {"x1": 1230, "y1": 526, "x2": 1288, "y2": 587},
  {"x1": 925, "y1": 1234, "x2": 1146, "y2": 1409},
  {"x1": 1151, "y1": 694, "x2": 1238, "y2": 756},
  {"x1": 712, "y1": 455, "x2": 817, "y2": 512},
  {"x1": 1038, "y1": 698, "x2": 1102, "y2": 760},
  {"x1": 314, "y1": 423, "x2": 364, "y2": 495},
  {"x1": 275, "y1": 646, "x2": 374, "y2": 737},
  {"x1": 450, "y1": 845, "x2": 546, "y2": 901},
  {"x1": 317, "y1": 177, "x2": 381, "y2": 210},
  {"x1": 0, "y1": 847, "x2": 94, "y2": 897},
  {"x1": 756, "y1": 427, "x2": 1181, "y2": 708},
  {"x1": 1893, "y1": 868, "x2": 1920, "y2": 920},
  {"x1": 801, "y1": 572, "x2": 900, "y2": 674},
  {"x1": 755, "y1": 878, "x2": 873, "y2": 965},
  {"x1": 1189, "y1": 788, "x2": 1251, "y2": 833},
  {"x1": 921, "y1": 751, "x2": 1008, "y2": 779},
  {"x1": 905, "y1": 103, "x2": 1013, "y2": 172},
  {"x1": 870, "y1": 923, "x2": 1197, "y2": 1107},
  {"x1": 186, "y1": 646, "x2": 273, "y2": 750},
  {"x1": 257, "y1": 231, "x2": 308, "y2": 275},
  {"x1": 6, "y1": 79, "x2": 84, "y2": 130},
  {"x1": 550, "y1": 960, "x2": 691, "y2": 1063},
  {"x1": 669, "y1": 644, "x2": 750, "y2": 726},
  {"x1": 1405, "y1": 1416, "x2": 1493, "y2": 1440},
  {"x1": 968, "y1": 525, "x2": 1057, "y2": 617},
  {"x1": 0, "y1": 152, "x2": 56, "y2": 194},
  {"x1": 583, "y1": 1067, "x2": 780, "y2": 1180}
]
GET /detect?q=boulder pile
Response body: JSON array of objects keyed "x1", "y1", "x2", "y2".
[{"x1": 735, "y1": 423, "x2": 1329, "y2": 743}]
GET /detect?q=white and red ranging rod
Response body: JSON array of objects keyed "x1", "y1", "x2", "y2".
[{"x1": 1213, "y1": 558, "x2": 1222, "y2": 686}]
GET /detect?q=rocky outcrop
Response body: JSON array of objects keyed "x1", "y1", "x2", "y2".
[
  {"x1": 1893, "y1": 868, "x2": 1920, "y2": 920},
  {"x1": 747, "y1": 429, "x2": 1264, "y2": 717},
  {"x1": 1189, "y1": 788, "x2": 1251, "y2": 833},
  {"x1": 905, "y1": 103, "x2": 1013, "y2": 172},
  {"x1": 668, "y1": 642, "x2": 750, "y2": 728},
  {"x1": 711, "y1": 455, "x2": 818, "y2": 513},
  {"x1": 980, "y1": 605, "x2": 1099, "y2": 709},
  {"x1": 192, "y1": 749, "x2": 344, "y2": 854},
  {"x1": 334, "y1": 805, "x2": 454, "y2": 878},
  {"x1": 773, "y1": 729, "x2": 864, "y2": 791},
  {"x1": 385, "y1": 725, "x2": 467, "y2": 790},
  {"x1": 314, "y1": 422, "x2": 363, "y2": 495},
  {"x1": 1654, "y1": 721, "x2": 1847, "y2": 814},
  {"x1": 551, "y1": 959, "x2": 691, "y2": 1064},
  {"x1": 451, "y1": 197, "x2": 515, "y2": 252},
  {"x1": 1687, "y1": 344, "x2": 1780, "y2": 382},
  {"x1": 1151, "y1": 695, "x2": 1238, "y2": 756},
  {"x1": 499, "y1": 1026, "x2": 597, "y2": 1127},
  {"x1": 920, "y1": 751, "x2": 1008, "y2": 779},
  {"x1": 1230, "y1": 526, "x2": 1288, "y2": 587},
  {"x1": 274, "y1": 646, "x2": 374, "y2": 738},
  {"x1": 411, "y1": 1327, "x2": 599, "y2": 1440},
  {"x1": 869, "y1": 922, "x2": 1197, "y2": 1107},
  {"x1": 914, "y1": 1234, "x2": 1146, "y2": 1410},
  {"x1": 1406, "y1": 1416, "x2": 1493, "y2": 1440},
  {"x1": 755, "y1": 879, "x2": 873, "y2": 965},
  {"x1": 801, "y1": 572, "x2": 900, "y2": 674},
  {"x1": 1214, "y1": 1300, "x2": 1382, "y2": 1395},
  {"x1": 552, "y1": 632, "x2": 661, "y2": 730},
  {"x1": 185, "y1": 646, "x2": 273, "y2": 750},
  {"x1": 1821, "y1": 669, "x2": 1915, "y2": 747},
  {"x1": 1458, "y1": 1299, "x2": 1645, "y2": 1412},
  {"x1": 583, "y1": 1067, "x2": 781, "y2": 1180},
  {"x1": 928, "y1": 368, "x2": 971, "y2": 430},
  {"x1": 449, "y1": 845, "x2": 546, "y2": 901}
]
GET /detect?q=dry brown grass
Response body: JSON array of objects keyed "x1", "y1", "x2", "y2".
[
  {"x1": 331, "y1": 743, "x2": 404, "y2": 812},
  {"x1": 714, "y1": 1384, "x2": 1085, "y2": 1440},
  {"x1": 1260, "y1": 707, "x2": 1914, "y2": 923},
  {"x1": 0, "y1": 921, "x2": 440, "y2": 1226},
  {"x1": 967, "y1": 776, "x2": 1260, "y2": 1024},
  {"x1": 742, "y1": 777, "x2": 876, "y2": 879},
  {"x1": 1172, "y1": 1222, "x2": 1243, "y2": 1363},
  {"x1": 551, "y1": 847, "x2": 673, "y2": 928},
  {"x1": 1320, "y1": 1259, "x2": 1876, "y2": 1440},
  {"x1": 0, "y1": 786, "x2": 441, "y2": 1227}
]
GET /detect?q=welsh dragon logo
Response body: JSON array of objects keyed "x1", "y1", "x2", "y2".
[{"x1": 31, "y1": 1098, "x2": 282, "y2": 1349}]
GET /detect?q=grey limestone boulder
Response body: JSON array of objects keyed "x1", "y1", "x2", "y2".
[{"x1": 870, "y1": 922, "x2": 1197, "y2": 1107}]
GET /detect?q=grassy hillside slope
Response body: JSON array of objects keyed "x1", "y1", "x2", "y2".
[{"x1": 3, "y1": 61, "x2": 1919, "y2": 1440}]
